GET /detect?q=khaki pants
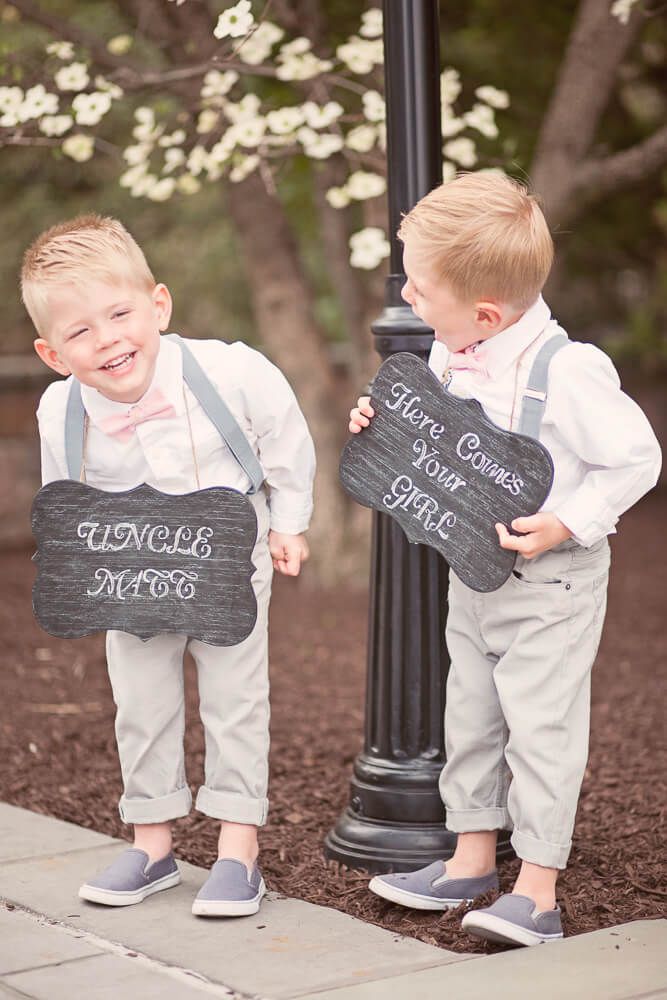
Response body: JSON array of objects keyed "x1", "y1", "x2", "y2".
[
  {"x1": 106, "y1": 509, "x2": 273, "y2": 828},
  {"x1": 440, "y1": 538, "x2": 610, "y2": 869}
]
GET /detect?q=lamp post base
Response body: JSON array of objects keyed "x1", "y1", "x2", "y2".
[{"x1": 324, "y1": 812, "x2": 515, "y2": 875}]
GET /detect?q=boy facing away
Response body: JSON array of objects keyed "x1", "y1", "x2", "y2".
[
  {"x1": 349, "y1": 172, "x2": 661, "y2": 947},
  {"x1": 23, "y1": 215, "x2": 315, "y2": 917}
]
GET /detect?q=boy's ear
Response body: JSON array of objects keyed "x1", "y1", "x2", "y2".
[
  {"x1": 34, "y1": 338, "x2": 71, "y2": 377},
  {"x1": 474, "y1": 300, "x2": 503, "y2": 331},
  {"x1": 152, "y1": 283, "x2": 173, "y2": 332}
]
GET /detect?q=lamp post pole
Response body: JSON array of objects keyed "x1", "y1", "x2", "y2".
[{"x1": 324, "y1": 0, "x2": 512, "y2": 873}]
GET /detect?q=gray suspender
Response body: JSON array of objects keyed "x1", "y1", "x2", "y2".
[
  {"x1": 64, "y1": 334, "x2": 265, "y2": 494},
  {"x1": 516, "y1": 333, "x2": 569, "y2": 440}
]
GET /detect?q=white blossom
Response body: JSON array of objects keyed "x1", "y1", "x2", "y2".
[
  {"x1": 186, "y1": 145, "x2": 209, "y2": 176},
  {"x1": 301, "y1": 132, "x2": 344, "y2": 159},
  {"x1": 362, "y1": 90, "x2": 385, "y2": 123},
  {"x1": 238, "y1": 21, "x2": 284, "y2": 65},
  {"x1": 377, "y1": 122, "x2": 386, "y2": 151},
  {"x1": 276, "y1": 52, "x2": 333, "y2": 81},
  {"x1": 214, "y1": 0, "x2": 254, "y2": 40},
  {"x1": 359, "y1": 8, "x2": 383, "y2": 39},
  {"x1": 72, "y1": 91, "x2": 112, "y2": 126},
  {"x1": 130, "y1": 172, "x2": 159, "y2": 197},
  {"x1": 158, "y1": 129, "x2": 186, "y2": 147},
  {"x1": 611, "y1": 0, "x2": 640, "y2": 24},
  {"x1": 0, "y1": 86, "x2": 23, "y2": 114},
  {"x1": 440, "y1": 68, "x2": 461, "y2": 106},
  {"x1": 474, "y1": 85, "x2": 510, "y2": 109},
  {"x1": 441, "y1": 110, "x2": 465, "y2": 138},
  {"x1": 337, "y1": 37, "x2": 383, "y2": 74},
  {"x1": 441, "y1": 161, "x2": 457, "y2": 184},
  {"x1": 349, "y1": 227, "x2": 390, "y2": 269},
  {"x1": 345, "y1": 124, "x2": 377, "y2": 152},
  {"x1": 326, "y1": 186, "x2": 351, "y2": 208},
  {"x1": 280, "y1": 37, "x2": 312, "y2": 57},
  {"x1": 147, "y1": 177, "x2": 176, "y2": 201},
  {"x1": 266, "y1": 106, "x2": 305, "y2": 135},
  {"x1": 135, "y1": 106, "x2": 155, "y2": 125},
  {"x1": 197, "y1": 108, "x2": 220, "y2": 134},
  {"x1": 162, "y1": 148, "x2": 186, "y2": 173},
  {"x1": 123, "y1": 142, "x2": 152, "y2": 165},
  {"x1": 232, "y1": 116, "x2": 267, "y2": 147},
  {"x1": 46, "y1": 41, "x2": 74, "y2": 60},
  {"x1": 120, "y1": 162, "x2": 149, "y2": 189},
  {"x1": 55, "y1": 62, "x2": 90, "y2": 92},
  {"x1": 177, "y1": 174, "x2": 202, "y2": 195},
  {"x1": 224, "y1": 93, "x2": 261, "y2": 123},
  {"x1": 463, "y1": 103, "x2": 498, "y2": 139},
  {"x1": 229, "y1": 154, "x2": 259, "y2": 182},
  {"x1": 107, "y1": 34, "x2": 133, "y2": 55},
  {"x1": 301, "y1": 101, "x2": 343, "y2": 129},
  {"x1": 18, "y1": 84, "x2": 59, "y2": 121},
  {"x1": 39, "y1": 114, "x2": 73, "y2": 136},
  {"x1": 443, "y1": 136, "x2": 477, "y2": 167},
  {"x1": 201, "y1": 70, "x2": 238, "y2": 101},
  {"x1": 346, "y1": 170, "x2": 386, "y2": 200},
  {"x1": 94, "y1": 76, "x2": 123, "y2": 99},
  {"x1": 62, "y1": 134, "x2": 95, "y2": 162},
  {"x1": 209, "y1": 132, "x2": 236, "y2": 164}
]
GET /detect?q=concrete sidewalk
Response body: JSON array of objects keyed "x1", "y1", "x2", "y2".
[{"x1": 1, "y1": 803, "x2": 665, "y2": 1000}]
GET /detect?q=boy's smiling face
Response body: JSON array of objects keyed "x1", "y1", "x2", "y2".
[
  {"x1": 401, "y1": 240, "x2": 510, "y2": 352},
  {"x1": 34, "y1": 279, "x2": 172, "y2": 403}
]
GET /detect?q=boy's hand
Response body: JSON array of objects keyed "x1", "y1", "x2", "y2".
[
  {"x1": 349, "y1": 396, "x2": 374, "y2": 434},
  {"x1": 495, "y1": 513, "x2": 572, "y2": 560},
  {"x1": 269, "y1": 531, "x2": 309, "y2": 576}
]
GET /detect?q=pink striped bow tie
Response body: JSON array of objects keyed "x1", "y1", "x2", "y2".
[
  {"x1": 97, "y1": 387, "x2": 176, "y2": 441},
  {"x1": 446, "y1": 342, "x2": 489, "y2": 378}
]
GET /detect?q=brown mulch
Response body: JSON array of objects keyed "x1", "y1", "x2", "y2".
[{"x1": 1, "y1": 490, "x2": 665, "y2": 954}]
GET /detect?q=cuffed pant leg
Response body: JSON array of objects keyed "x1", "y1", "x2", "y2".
[
  {"x1": 489, "y1": 543, "x2": 610, "y2": 869},
  {"x1": 106, "y1": 630, "x2": 191, "y2": 824},
  {"x1": 440, "y1": 573, "x2": 512, "y2": 833},
  {"x1": 192, "y1": 538, "x2": 273, "y2": 827}
]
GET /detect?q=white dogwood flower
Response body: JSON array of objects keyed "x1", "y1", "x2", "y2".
[
  {"x1": 95, "y1": 76, "x2": 123, "y2": 99},
  {"x1": 107, "y1": 34, "x2": 133, "y2": 55},
  {"x1": 359, "y1": 8, "x2": 382, "y2": 39},
  {"x1": 611, "y1": 0, "x2": 640, "y2": 24},
  {"x1": 463, "y1": 103, "x2": 498, "y2": 139},
  {"x1": 302, "y1": 132, "x2": 344, "y2": 159},
  {"x1": 362, "y1": 90, "x2": 385, "y2": 123},
  {"x1": 441, "y1": 110, "x2": 465, "y2": 138},
  {"x1": 72, "y1": 91, "x2": 112, "y2": 126},
  {"x1": 46, "y1": 41, "x2": 74, "y2": 60},
  {"x1": 158, "y1": 129, "x2": 186, "y2": 148},
  {"x1": 346, "y1": 170, "x2": 386, "y2": 200},
  {"x1": 55, "y1": 62, "x2": 90, "y2": 92},
  {"x1": 18, "y1": 85, "x2": 59, "y2": 121},
  {"x1": 201, "y1": 70, "x2": 238, "y2": 101},
  {"x1": 266, "y1": 106, "x2": 305, "y2": 134},
  {"x1": 349, "y1": 227, "x2": 390, "y2": 269},
  {"x1": 440, "y1": 68, "x2": 461, "y2": 106},
  {"x1": 276, "y1": 52, "x2": 332, "y2": 80},
  {"x1": 39, "y1": 114, "x2": 73, "y2": 136},
  {"x1": 345, "y1": 124, "x2": 377, "y2": 152},
  {"x1": 233, "y1": 116, "x2": 267, "y2": 147},
  {"x1": 214, "y1": 0, "x2": 254, "y2": 40},
  {"x1": 197, "y1": 108, "x2": 220, "y2": 134},
  {"x1": 147, "y1": 177, "x2": 176, "y2": 201},
  {"x1": 474, "y1": 85, "x2": 510, "y2": 109},
  {"x1": 337, "y1": 37, "x2": 383, "y2": 74},
  {"x1": 325, "y1": 186, "x2": 351, "y2": 208},
  {"x1": 301, "y1": 101, "x2": 343, "y2": 129},
  {"x1": 224, "y1": 93, "x2": 261, "y2": 123},
  {"x1": 62, "y1": 134, "x2": 95, "y2": 162},
  {"x1": 229, "y1": 154, "x2": 259, "y2": 182},
  {"x1": 238, "y1": 21, "x2": 284, "y2": 65},
  {"x1": 177, "y1": 174, "x2": 202, "y2": 195},
  {"x1": 123, "y1": 142, "x2": 151, "y2": 165},
  {"x1": 443, "y1": 136, "x2": 477, "y2": 167}
]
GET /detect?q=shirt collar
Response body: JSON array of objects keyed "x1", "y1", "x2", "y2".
[
  {"x1": 81, "y1": 335, "x2": 184, "y2": 426},
  {"x1": 473, "y1": 296, "x2": 551, "y2": 378}
]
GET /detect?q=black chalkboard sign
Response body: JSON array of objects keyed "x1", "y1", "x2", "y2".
[
  {"x1": 32, "y1": 481, "x2": 258, "y2": 645},
  {"x1": 340, "y1": 353, "x2": 554, "y2": 592}
]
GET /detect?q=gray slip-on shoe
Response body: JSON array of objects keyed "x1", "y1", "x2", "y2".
[
  {"x1": 462, "y1": 892, "x2": 564, "y2": 946},
  {"x1": 79, "y1": 848, "x2": 181, "y2": 906},
  {"x1": 369, "y1": 861, "x2": 499, "y2": 911},
  {"x1": 192, "y1": 858, "x2": 266, "y2": 917}
]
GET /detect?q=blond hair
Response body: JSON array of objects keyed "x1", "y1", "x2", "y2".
[
  {"x1": 398, "y1": 172, "x2": 553, "y2": 309},
  {"x1": 21, "y1": 214, "x2": 155, "y2": 336}
]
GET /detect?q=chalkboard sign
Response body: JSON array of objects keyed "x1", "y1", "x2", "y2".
[
  {"x1": 340, "y1": 353, "x2": 554, "y2": 592},
  {"x1": 32, "y1": 481, "x2": 258, "y2": 645}
]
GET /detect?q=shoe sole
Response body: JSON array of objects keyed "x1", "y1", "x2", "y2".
[
  {"x1": 191, "y1": 879, "x2": 266, "y2": 917},
  {"x1": 79, "y1": 870, "x2": 182, "y2": 906},
  {"x1": 368, "y1": 876, "x2": 473, "y2": 911},
  {"x1": 461, "y1": 911, "x2": 564, "y2": 947}
]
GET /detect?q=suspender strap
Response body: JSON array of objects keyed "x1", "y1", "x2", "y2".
[
  {"x1": 63, "y1": 335, "x2": 265, "y2": 494},
  {"x1": 64, "y1": 378, "x2": 85, "y2": 480},
  {"x1": 517, "y1": 333, "x2": 570, "y2": 440},
  {"x1": 167, "y1": 334, "x2": 264, "y2": 494}
]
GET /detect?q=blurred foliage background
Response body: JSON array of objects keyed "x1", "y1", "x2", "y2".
[{"x1": 2, "y1": 0, "x2": 666, "y2": 372}]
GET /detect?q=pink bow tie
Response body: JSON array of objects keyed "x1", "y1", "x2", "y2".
[
  {"x1": 446, "y1": 343, "x2": 489, "y2": 378},
  {"x1": 97, "y1": 387, "x2": 176, "y2": 441}
]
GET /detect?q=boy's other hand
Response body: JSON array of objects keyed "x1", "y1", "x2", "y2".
[
  {"x1": 495, "y1": 513, "x2": 572, "y2": 560},
  {"x1": 349, "y1": 396, "x2": 374, "y2": 434},
  {"x1": 269, "y1": 531, "x2": 309, "y2": 576}
]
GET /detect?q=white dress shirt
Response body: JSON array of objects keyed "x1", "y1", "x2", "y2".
[
  {"x1": 428, "y1": 297, "x2": 662, "y2": 547},
  {"x1": 37, "y1": 336, "x2": 315, "y2": 536}
]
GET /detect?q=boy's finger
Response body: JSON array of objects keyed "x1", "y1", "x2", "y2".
[
  {"x1": 511, "y1": 515, "x2": 538, "y2": 532},
  {"x1": 495, "y1": 522, "x2": 522, "y2": 551},
  {"x1": 360, "y1": 404, "x2": 375, "y2": 417}
]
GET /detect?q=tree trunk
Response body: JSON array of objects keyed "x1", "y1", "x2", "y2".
[{"x1": 226, "y1": 172, "x2": 355, "y2": 581}]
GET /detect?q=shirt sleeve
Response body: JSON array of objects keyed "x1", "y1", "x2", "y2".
[
  {"x1": 36, "y1": 381, "x2": 69, "y2": 486},
  {"x1": 545, "y1": 343, "x2": 662, "y2": 546},
  {"x1": 239, "y1": 347, "x2": 316, "y2": 534}
]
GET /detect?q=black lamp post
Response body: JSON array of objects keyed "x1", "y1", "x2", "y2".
[{"x1": 324, "y1": 0, "x2": 512, "y2": 872}]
